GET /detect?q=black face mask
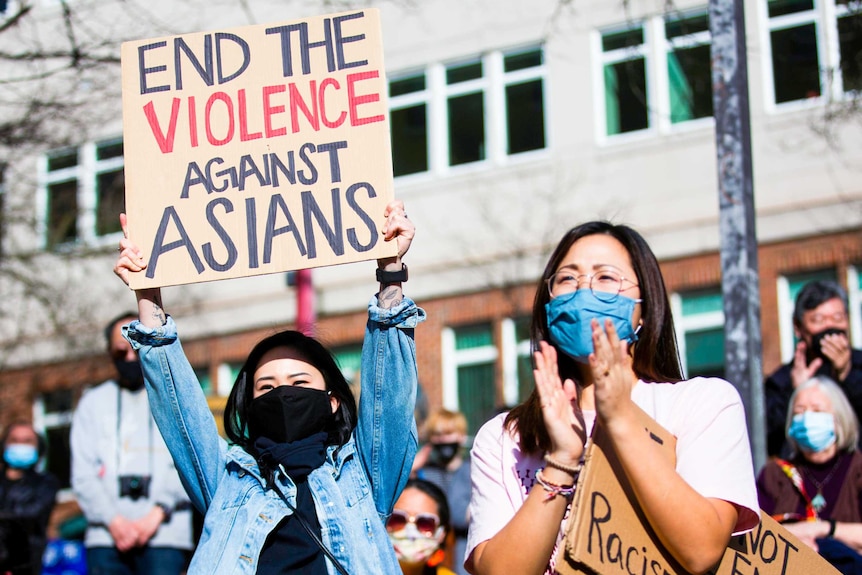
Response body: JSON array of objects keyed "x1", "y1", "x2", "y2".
[
  {"x1": 807, "y1": 327, "x2": 848, "y2": 365},
  {"x1": 114, "y1": 359, "x2": 145, "y2": 391},
  {"x1": 247, "y1": 385, "x2": 334, "y2": 444},
  {"x1": 430, "y1": 442, "x2": 460, "y2": 467}
]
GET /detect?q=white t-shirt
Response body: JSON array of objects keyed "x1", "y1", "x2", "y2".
[{"x1": 466, "y1": 377, "x2": 761, "y2": 574}]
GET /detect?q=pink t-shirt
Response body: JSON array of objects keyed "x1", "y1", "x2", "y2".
[{"x1": 465, "y1": 377, "x2": 761, "y2": 574}]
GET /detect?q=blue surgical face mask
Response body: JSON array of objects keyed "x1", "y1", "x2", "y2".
[
  {"x1": 545, "y1": 289, "x2": 641, "y2": 363},
  {"x1": 789, "y1": 411, "x2": 836, "y2": 453},
  {"x1": 4, "y1": 443, "x2": 39, "y2": 469}
]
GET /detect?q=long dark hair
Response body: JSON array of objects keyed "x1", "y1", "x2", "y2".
[
  {"x1": 224, "y1": 331, "x2": 357, "y2": 452},
  {"x1": 506, "y1": 222, "x2": 683, "y2": 454}
]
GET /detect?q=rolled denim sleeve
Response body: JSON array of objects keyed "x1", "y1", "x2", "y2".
[
  {"x1": 124, "y1": 317, "x2": 226, "y2": 513},
  {"x1": 356, "y1": 295, "x2": 425, "y2": 519}
]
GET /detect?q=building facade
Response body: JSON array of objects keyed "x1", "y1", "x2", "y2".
[{"x1": 0, "y1": 0, "x2": 861, "y2": 490}]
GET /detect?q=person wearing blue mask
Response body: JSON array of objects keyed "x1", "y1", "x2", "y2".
[
  {"x1": 758, "y1": 376, "x2": 862, "y2": 575},
  {"x1": 0, "y1": 421, "x2": 59, "y2": 575},
  {"x1": 466, "y1": 222, "x2": 760, "y2": 575}
]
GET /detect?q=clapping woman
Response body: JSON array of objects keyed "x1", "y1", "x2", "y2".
[{"x1": 466, "y1": 222, "x2": 760, "y2": 575}]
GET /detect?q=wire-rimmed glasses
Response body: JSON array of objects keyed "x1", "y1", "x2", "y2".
[{"x1": 546, "y1": 268, "x2": 638, "y2": 302}]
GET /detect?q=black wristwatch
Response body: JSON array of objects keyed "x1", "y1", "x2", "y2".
[
  {"x1": 155, "y1": 502, "x2": 173, "y2": 523},
  {"x1": 376, "y1": 263, "x2": 408, "y2": 284}
]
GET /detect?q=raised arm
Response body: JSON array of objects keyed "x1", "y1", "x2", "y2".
[
  {"x1": 356, "y1": 201, "x2": 425, "y2": 518},
  {"x1": 114, "y1": 213, "x2": 226, "y2": 513}
]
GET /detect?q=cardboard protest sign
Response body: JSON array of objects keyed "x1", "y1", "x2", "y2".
[
  {"x1": 555, "y1": 406, "x2": 839, "y2": 575},
  {"x1": 121, "y1": 9, "x2": 397, "y2": 289}
]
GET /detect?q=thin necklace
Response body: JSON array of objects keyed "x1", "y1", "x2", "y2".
[{"x1": 801, "y1": 455, "x2": 844, "y2": 513}]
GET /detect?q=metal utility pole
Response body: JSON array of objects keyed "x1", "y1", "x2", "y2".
[{"x1": 709, "y1": 0, "x2": 767, "y2": 471}]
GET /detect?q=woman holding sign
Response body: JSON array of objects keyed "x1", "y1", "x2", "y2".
[
  {"x1": 114, "y1": 201, "x2": 423, "y2": 575},
  {"x1": 465, "y1": 222, "x2": 760, "y2": 575}
]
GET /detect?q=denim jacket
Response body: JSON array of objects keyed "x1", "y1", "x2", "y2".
[{"x1": 125, "y1": 296, "x2": 425, "y2": 574}]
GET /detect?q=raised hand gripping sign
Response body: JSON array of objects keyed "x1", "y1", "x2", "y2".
[{"x1": 121, "y1": 9, "x2": 397, "y2": 289}]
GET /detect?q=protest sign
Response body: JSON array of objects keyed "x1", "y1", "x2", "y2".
[
  {"x1": 555, "y1": 406, "x2": 839, "y2": 575},
  {"x1": 121, "y1": 9, "x2": 397, "y2": 289}
]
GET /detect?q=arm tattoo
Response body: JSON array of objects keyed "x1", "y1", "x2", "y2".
[
  {"x1": 151, "y1": 295, "x2": 167, "y2": 325},
  {"x1": 379, "y1": 284, "x2": 403, "y2": 309}
]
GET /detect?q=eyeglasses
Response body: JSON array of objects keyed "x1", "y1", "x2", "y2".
[
  {"x1": 385, "y1": 510, "x2": 441, "y2": 537},
  {"x1": 546, "y1": 268, "x2": 638, "y2": 302},
  {"x1": 807, "y1": 312, "x2": 848, "y2": 327}
]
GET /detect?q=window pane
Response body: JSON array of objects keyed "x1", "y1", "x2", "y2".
[
  {"x1": 447, "y1": 61, "x2": 482, "y2": 84},
  {"x1": 43, "y1": 389, "x2": 74, "y2": 414},
  {"x1": 457, "y1": 363, "x2": 496, "y2": 435},
  {"x1": 96, "y1": 168, "x2": 125, "y2": 236},
  {"x1": 448, "y1": 92, "x2": 485, "y2": 165},
  {"x1": 604, "y1": 59, "x2": 649, "y2": 135},
  {"x1": 668, "y1": 45, "x2": 714, "y2": 123},
  {"x1": 97, "y1": 140, "x2": 124, "y2": 161},
  {"x1": 666, "y1": 14, "x2": 710, "y2": 38},
  {"x1": 771, "y1": 24, "x2": 821, "y2": 103},
  {"x1": 602, "y1": 28, "x2": 644, "y2": 51},
  {"x1": 504, "y1": 49, "x2": 542, "y2": 72},
  {"x1": 681, "y1": 290, "x2": 724, "y2": 315},
  {"x1": 684, "y1": 328, "x2": 726, "y2": 379},
  {"x1": 506, "y1": 80, "x2": 545, "y2": 154},
  {"x1": 333, "y1": 344, "x2": 363, "y2": 386},
  {"x1": 768, "y1": 0, "x2": 815, "y2": 18},
  {"x1": 838, "y1": 12, "x2": 862, "y2": 93},
  {"x1": 391, "y1": 105, "x2": 428, "y2": 176},
  {"x1": 514, "y1": 317, "x2": 531, "y2": 342},
  {"x1": 788, "y1": 270, "x2": 837, "y2": 303},
  {"x1": 48, "y1": 150, "x2": 77, "y2": 172},
  {"x1": 517, "y1": 354, "x2": 533, "y2": 406},
  {"x1": 47, "y1": 180, "x2": 78, "y2": 247},
  {"x1": 390, "y1": 75, "x2": 425, "y2": 97},
  {"x1": 455, "y1": 324, "x2": 493, "y2": 349},
  {"x1": 194, "y1": 366, "x2": 212, "y2": 396},
  {"x1": 45, "y1": 424, "x2": 72, "y2": 488}
]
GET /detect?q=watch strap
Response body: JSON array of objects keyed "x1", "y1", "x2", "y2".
[{"x1": 376, "y1": 263, "x2": 408, "y2": 283}]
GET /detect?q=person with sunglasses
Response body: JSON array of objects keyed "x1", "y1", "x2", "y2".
[
  {"x1": 113, "y1": 201, "x2": 424, "y2": 575},
  {"x1": 388, "y1": 479, "x2": 454, "y2": 575},
  {"x1": 465, "y1": 222, "x2": 760, "y2": 575}
]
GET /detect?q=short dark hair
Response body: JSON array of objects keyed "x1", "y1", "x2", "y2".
[
  {"x1": 223, "y1": 331, "x2": 357, "y2": 452},
  {"x1": 1, "y1": 421, "x2": 46, "y2": 458},
  {"x1": 104, "y1": 311, "x2": 138, "y2": 349},
  {"x1": 401, "y1": 478, "x2": 451, "y2": 537},
  {"x1": 506, "y1": 221, "x2": 683, "y2": 454},
  {"x1": 793, "y1": 280, "x2": 848, "y2": 327}
]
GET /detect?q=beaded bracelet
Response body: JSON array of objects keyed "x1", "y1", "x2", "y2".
[
  {"x1": 535, "y1": 468, "x2": 576, "y2": 501},
  {"x1": 544, "y1": 454, "x2": 583, "y2": 477}
]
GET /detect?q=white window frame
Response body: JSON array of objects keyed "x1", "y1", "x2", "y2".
[
  {"x1": 32, "y1": 393, "x2": 76, "y2": 499},
  {"x1": 760, "y1": 0, "x2": 859, "y2": 112},
  {"x1": 595, "y1": 7, "x2": 714, "y2": 145},
  {"x1": 846, "y1": 265, "x2": 862, "y2": 349},
  {"x1": 441, "y1": 325, "x2": 498, "y2": 412},
  {"x1": 671, "y1": 291, "x2": 726, "y2": 377},
  {"x1": 389, "y1": 44, "x2": 548, "y2": 180},
  {"x1": 500, "y1": 318, "x2": 532, "y2": 407},
  {"x1": 776, "y1": 275, "x2": 798, "y2": 363},
  {"x1": 442, "y1": 318, "x2": 532, "y2": 414},
  {"x1": 37, "y1": 138, "x2": 124, "y2": 250}
]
